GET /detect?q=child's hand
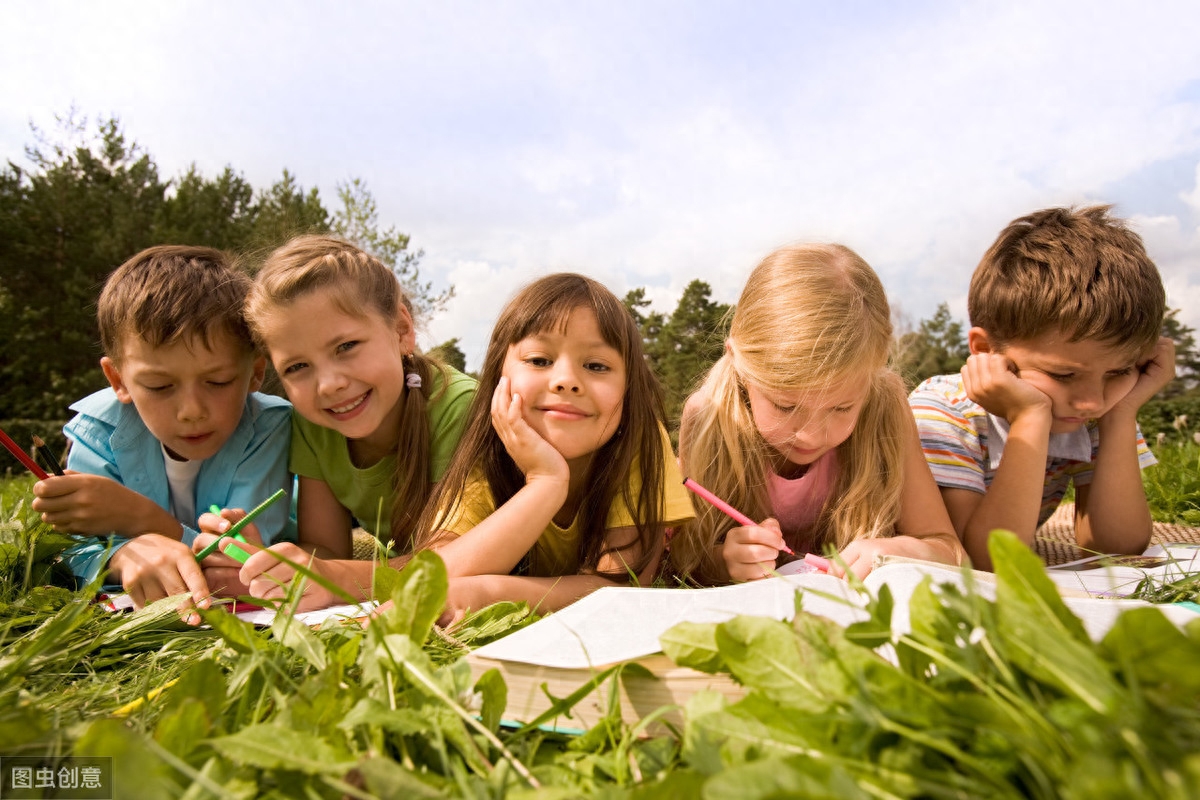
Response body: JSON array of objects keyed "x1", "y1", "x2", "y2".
[
  {"x1": 1107, "y1": 336, "x2": 1176, "y2": 418},
  {"x1": 109, "y1": 534, "x2": 211, "y2": 625},
  {"x1": 438, "y1": 575, "x2": 497, "y2": 628},
  {"x1": 961, "y1": 353, "x2": 1052, "y2": 425},
  {"x1": 238, "y1": 542, "x2": 342, "y2": 612},
  {"x1": 32, "y1": 473, "x2": 176, "y2": 537},
  {"x1": 722, "y1": 517, "x2": 788, "y2": 582},
  {"x1": 490, "y1": 376, "x2": 569, "y2": 485}
]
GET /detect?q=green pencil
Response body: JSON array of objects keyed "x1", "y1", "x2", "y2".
[{"x1": 194, "y1": 488, "x2": 286, "y2": 562}]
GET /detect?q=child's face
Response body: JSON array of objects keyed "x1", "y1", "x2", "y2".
[
  {"x1": 744, "y1": 374, "x2": 870, "y2": 472},
  {"x1": 981, "y1": 329, "x2": 1142, "y2": 433},
  {"x1": 501, "y1": 307, "x2": 626, "y2": 467},
  {"x1": 259, "y1": 287, "x2": 415, "y2": 454},
  {"x1": 101, "y1": 330, "x2": 265, "y2": 462}
]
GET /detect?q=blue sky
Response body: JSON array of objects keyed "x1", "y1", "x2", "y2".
[{"x1": 4, "y1": 1, "x2": 1199, "y2": 369}]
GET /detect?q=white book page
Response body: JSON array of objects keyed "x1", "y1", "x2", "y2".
[{"x1": 235, "y1": 601, "x2": 378, "y2": 627}]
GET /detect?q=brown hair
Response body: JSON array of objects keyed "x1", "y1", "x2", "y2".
[
  {"x1": 247, "y1": 234, "x2": 444, "y2": 549},
  {"x1": 670, "y1": 243, "x2": 909, "y2": 584},
  {"x1": 98, "y1": 245, "x2": 254, "y2": 360},
  {"x1": 415, "y1": 273, "x2": 669, "y2": 578},
  {"x1": 969, "y1": 205, "x2": 1165, "y2": 351}
]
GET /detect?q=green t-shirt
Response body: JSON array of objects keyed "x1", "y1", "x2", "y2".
[{"x1": 290, "y1": 365, "x2": 477, "y2": 538}]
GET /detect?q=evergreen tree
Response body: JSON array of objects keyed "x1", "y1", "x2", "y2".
[
  {"x1": 428, "y1": 337, "x2": 468, "y2": 374},
  {"x1": 655, "y1": 281, "x2": 731, "y2": 424},
  {"x1": 894, "y1": 302, "x2": 968, "y2": 387}
]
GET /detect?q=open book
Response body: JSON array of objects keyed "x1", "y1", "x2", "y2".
[
  {"x1": 466, "y1": 557, "x2": 1200, "y2": 732},
  {"x1": 1045, "y1": 543, "x2": 1200, "y2": 598}
]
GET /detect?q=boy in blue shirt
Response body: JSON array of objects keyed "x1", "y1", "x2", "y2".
[{"x1": 32, "y1": 245, "x2": 294, "y2": 614}]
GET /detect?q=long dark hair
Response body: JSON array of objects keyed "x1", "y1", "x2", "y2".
[{"x1": 416, "y1": 273, "x2": 668, "y2": 577}]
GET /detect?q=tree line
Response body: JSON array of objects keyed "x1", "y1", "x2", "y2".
[{"x1": 2, "y1": 115, "x2": 1197, "y2": 462}]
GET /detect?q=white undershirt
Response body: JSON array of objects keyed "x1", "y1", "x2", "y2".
[{"x1": 162, "y1": 444, "x2": 203, "y2": 526}]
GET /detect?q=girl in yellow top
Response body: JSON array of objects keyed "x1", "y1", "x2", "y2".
[{"x1": 415, "y1": 273, "x2": 694, "y2": 620}]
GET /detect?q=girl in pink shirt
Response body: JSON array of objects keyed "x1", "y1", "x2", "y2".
[{"x1": 672, "y1": 243, "x2": 962, "y2": 584}]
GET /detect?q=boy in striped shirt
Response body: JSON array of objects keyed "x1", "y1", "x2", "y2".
[{"x1": 909, "y1": 206, "x2": 1173, "y2": 570}]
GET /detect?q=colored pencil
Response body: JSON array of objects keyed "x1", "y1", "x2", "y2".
[
  {"x1": 683, "y1": 476, "x2": 796, "y2": 555},
  {"x1": 194, "y1": 489, "x2": 285, "y2": 562},
  {"x1": 31, "y1": 435, "x2": 65, "y2": 476},
  {"x1": 0, "y1": 426, "x2": 49, "y2": 480}
]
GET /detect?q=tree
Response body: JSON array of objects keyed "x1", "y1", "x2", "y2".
[
  {"x1": 893, "y1": 303, "x2": 968, "y2": 387},
  {"x1": 428, "y1": 337, "x2": 468, "y2": 374},
  {"x1": 332, "y1": 178, "x2": 452, "y2": 324},
  {"x1": 1, "y1": 116, "x2": 169, "y2": 421},
  {"x1": 654, "y1": 281, "x2": 731, "y2": 424},
  {"x1": 249, "y1": 169, "x2": 331, "y2": 251},
  {"x1": 1161, "y1": 308, "x2": 1199, "y2": 397},
  {"x1": 156, "y1": 165, "x2": 257, "y2": 250}
]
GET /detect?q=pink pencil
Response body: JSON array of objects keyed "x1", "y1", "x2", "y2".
[{"x1": 683, "y1": 477, "x2": 796, "y2": 556}]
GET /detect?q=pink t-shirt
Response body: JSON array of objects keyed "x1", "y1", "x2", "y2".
[{"x1": 766, "y1": 450, "x2": 838, "y2": 550}]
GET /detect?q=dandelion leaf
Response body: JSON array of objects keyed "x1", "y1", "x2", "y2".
[{"x1": 660, "y1": 619, "x2": 726, "y2": 673}]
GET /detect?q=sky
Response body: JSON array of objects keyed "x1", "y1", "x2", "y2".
[{"x1": 3, "y1": 1, "x2": 1199, "y2": 369}]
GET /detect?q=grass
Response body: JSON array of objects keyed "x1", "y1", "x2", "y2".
[{"x1": 1144, "y1": 441, "x2": 1200, "y2": 525}]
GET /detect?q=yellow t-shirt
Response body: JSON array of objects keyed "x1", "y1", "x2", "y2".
[{"x1": 439, "y1": 426, "x2": 694, "y2": 577}]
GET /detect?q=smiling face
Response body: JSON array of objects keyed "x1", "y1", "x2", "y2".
[
  {"x1": 102, "y1": 331, "x2": 264, "y2": 462},
  {"x1": 976, "y1": 328, "x2": 1142, "y2": 434},
  {"x1": 258, "y1": 287, "x2": 415, "y2": 460},
  {"x1": 501, "y1": 306, "x2": 627, "y2": 468},
  {"x1": 744, "y1": 373, "x2": 871, "y2": 474}
]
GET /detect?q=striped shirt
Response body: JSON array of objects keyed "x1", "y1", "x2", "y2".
[{"x1": 908, "y1": 374, "x2": 1156, "y2": 527}]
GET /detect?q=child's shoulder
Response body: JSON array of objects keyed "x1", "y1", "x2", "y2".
[
  {"x1": 69, "y1": 387, "x2": 123, "y2": 421},
  {"x1": 909, "y1": 373, "x2": 978, "y2": 409}
]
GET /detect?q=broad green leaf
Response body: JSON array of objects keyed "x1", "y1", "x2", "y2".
[
  {"x1": 198, "y1": 606, "x2": 267, "y2": 654},
  {"x1": 207, "y1": 723, "x2": 355, "y2": 774},
  {"x1": 270, "y1": 610, "x2": 327, "y2": 671},
  {"x1": 160, "y1": 658, "x2": 227, "y2": 732},
  {"x1": 1100, "y1": 606, "x2": 1200, "y2": 693},
  {"x1": 475, "y1": 667, "x2": 508, "y2": 732},
  {"x1": 75, "y1": 718, "x2": 178, "y2": 800},
  {"x1": 339, "y1": 698, "x2": 434, "y2": 736},
  {"x1": 714, "y1": 616, "x2": 818, "y2": 707},
  {"x1": 154, "y1": 697, "x2": 211, "y2": 758},
  {"x1": 845, "y1": 582, "x2": 895, "y2": 649},
  {"x1": 702, "y1": 755, "x2": 873, "y2": 800},
  {"x1": 371, "y1": 562, "x2": 404, "y2": 602},
  {"x1": 660, "y1": 620, "x2": 726, "y2": 673},
  {"x1": 990, "y1": 531, "x2": 1122, "y2": 713},
  {"x1": 377, "y1": 549, "x2": 448, "y2": 643},
  {"x1": 356, "y1": 755, "x2": 447, "y2": 797}
]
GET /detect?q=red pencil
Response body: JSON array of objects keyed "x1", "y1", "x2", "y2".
[{"x1": 0, "y1": 426, "x2": 49, "y2": 480}]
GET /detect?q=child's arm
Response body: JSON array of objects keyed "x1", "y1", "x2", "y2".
[
  {"x1": 949, "y1": 353, "x2": 1054, "y2": 571},
  {"x1": 32, "y1": 473, "x2": 182, "y2": 540},
  {"x1": 1074, "y1": 337, "x2": 1175, "y2": 554},
  {"x1": 837, "y1": 416, "x2": 963, "y2": 578},
  {"x1": 293, "y1": 476, "x2": 355, "y2": 559},
  {"x1": 431, "y1": 377, "x2": 570, "y2": 578},
  {"x1": 440, "y1": 524, "x2": 662, "y2": 623}
]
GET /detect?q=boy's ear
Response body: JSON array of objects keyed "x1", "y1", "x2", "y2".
[
  {"x1": 100, "y1": 357, "x2": 134, "y2": 404},
  {"x1": 249, "y1": 356, "x2": 267, "y2": 393},
  {"x1": 967, "y1": 327, "x2": 995, "y2": 355},
  {"x1": 396, "y1": 302, "x2": 417, "y2": 353}
]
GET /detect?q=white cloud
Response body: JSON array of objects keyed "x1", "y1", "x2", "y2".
[{"x1": 4, "y1": 1, "x2": 1200, "y2": 367}]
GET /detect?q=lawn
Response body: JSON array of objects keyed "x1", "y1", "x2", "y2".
[{"x1": 1, "y1": 459, "x2": 1199, "y2": 797}]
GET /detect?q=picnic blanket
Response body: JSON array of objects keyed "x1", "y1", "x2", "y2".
[{"x1": 1036, "y1": 503, "x2": 1200, "y2": 566}]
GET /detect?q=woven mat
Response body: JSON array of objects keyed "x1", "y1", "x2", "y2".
[{"x1": 1035, "y1": 503, "x2": 1200, "y2": 566}]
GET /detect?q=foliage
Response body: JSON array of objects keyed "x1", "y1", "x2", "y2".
[
  {"x1": 0, "y1": 115, "x2": 441, "y2": 430},
  {"x1": 1162, "y1": 309, "x2": 1200, "y2": 397},
  {"x1": 3, "y1": 493, "x2": 1199, "y2": 798},
  {"x1": 894, "y1": 302, "x2": 968, "y2": 388},
  {"x1": 626, "y1": 282, "x2": 730, "y2": 427},
  {"x1": 1143, "y1": 441, "x2": 1200, "y2": 526},
  {"x1": 428, "y1": 338, "x2": 469, "y2": 374}
]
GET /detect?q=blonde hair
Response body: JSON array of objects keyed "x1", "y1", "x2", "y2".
[
  {"x1": 99, "y1": 245, "x2": 254, "y2": 361},
  {"x1": 246, "y1": 235, "x2": 445, "y2": 549},
  {"x1": 415, "y1": 273, "x2": 670, "y2": 578},
  {"x1": 671, "y1": 243, "x2": 909, "y2": 584},
  {"x1": 970, "y1": 205, "x2": 1165, "y2": 351}
]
